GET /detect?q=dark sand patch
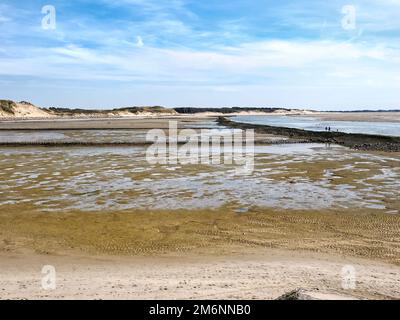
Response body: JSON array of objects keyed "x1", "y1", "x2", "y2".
[{"x1": 1, "y1": 207, "x2": 399, "y2": 265}]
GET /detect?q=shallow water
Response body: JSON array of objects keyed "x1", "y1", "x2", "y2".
[
  {"x1": 0, "y1": 144, "x2": 398, "y2": 214},
  {"x1": 234, "y1": 115, "x2": 400, "y2": 137},
  {"x1": 0, "y1": 120, "x2": 222, "y2": 144},
  {"x1": 0, "y1": 130, "x2": 149, "y2": 143}
]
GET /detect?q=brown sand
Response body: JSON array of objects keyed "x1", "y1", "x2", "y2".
[
  {"x1": 0, "y1": 208, "x2": 399, "y2": 299},
  {"x1": 1, "y1": 208, "x2": 399, "y2": 264}
]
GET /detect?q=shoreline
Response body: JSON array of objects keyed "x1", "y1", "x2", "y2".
[
  {"x1": 2, "y1": 110, "x2": 400, "y2": 123},
  {"x1": 218, "y1": 117, "x2": 400, "y2": 152}
]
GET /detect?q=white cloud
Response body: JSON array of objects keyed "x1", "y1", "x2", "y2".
[
  {"x1": 1, "y1": 0, "x2": 400, "y2": 108},
  {"x1": 1, "y1": 39, "x2": 398, "y2": 89},
  {"x1": 135, "y1": 36, "x2": 144, "y2": 47}
]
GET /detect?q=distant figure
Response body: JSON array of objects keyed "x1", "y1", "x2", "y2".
[
  {"x1": 328, "y1": 127, "x2": 331, "y2": 132},
  {"x1": 325, "y1": 127, "x2": 328, "y2": 131}
]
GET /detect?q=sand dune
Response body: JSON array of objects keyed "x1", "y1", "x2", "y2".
[
  {"x1": 0, "y1": 99, "x2": 316, "y2": 120},
  {"x1": 0, "y1": 100, "x2": 178, "y2": 120},
  {"x1": 0, "y1": 101, "x2": 53, "y2": 119}
]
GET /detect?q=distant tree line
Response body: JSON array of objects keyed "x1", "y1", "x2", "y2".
[{"x1": 173, "y1": 107, "x2": 290, "y2": 114}]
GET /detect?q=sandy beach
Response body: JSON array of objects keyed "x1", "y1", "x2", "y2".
[
  {"x1": 1, "y1": 248, "x2": 399, "y2": 300},
  {"x1": 306, "y1": 112, "x2": 400, "y2": 123},
  {"x1": 3, "y1": 0, "x2": 400, "y2": 304},
  {"x1": 1, "y1": 206, "x2": 399, "y2": 299},
  {"x1": 0, "y1": 116, "x2": 399, "y2": 300}
]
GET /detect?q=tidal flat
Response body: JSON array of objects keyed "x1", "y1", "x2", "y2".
[{"x1": 0, "y1": 142, "x2": 399, "y2": 263}]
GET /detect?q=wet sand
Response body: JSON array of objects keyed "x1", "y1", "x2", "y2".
[
  {"x1": 1, "y1": 208, "x2": 399, "y2": 263},
  {"x1": 0, "y1": 207, "x2": 399, "y2": 299},
  {"x1": 1, "y1": 144, "x2": 399, "y2": 212},
  {"x1": 0, "y1": 117, "x2": 213, "y2": 130}
]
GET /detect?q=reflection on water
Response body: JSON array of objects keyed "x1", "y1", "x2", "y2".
[
  {"x1": 254, "y1": 143, "x2": 346, "y2": 154},
  {"x1": 0, "y1": 144, "x2": 399, "y2": 214},
  {"x1": 234, "y1": 115, "x2": 400, "y2": 137}
]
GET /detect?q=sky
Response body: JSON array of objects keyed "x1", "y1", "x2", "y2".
[{"x1": 0, "y1": 0, "x2": 399, "y2": 110}]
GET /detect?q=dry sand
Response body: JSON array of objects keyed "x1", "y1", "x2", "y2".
[
  {"x1": 1, "y1": 248, "x2": 399, "y2": 300},
  {"x1": 0, "y1": 101, "x2": 53, "y2": 119},
  {"x1": 307, "y1": 112, "x2": 400, "y2": 123},
  {"x1": 194, "y1": 110, "x2": 400, "y2": 122}
]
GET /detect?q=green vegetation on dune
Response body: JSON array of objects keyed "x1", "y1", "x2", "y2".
[
  {"x1": 115, "y1": 106, "x2": 176, "y2": 114},
  {"x1": 0, "y1": 100, "x2": 16, "y2": 115},
  {"x1": 46, "y1": 105, "x2": 177, "y2": 116}
]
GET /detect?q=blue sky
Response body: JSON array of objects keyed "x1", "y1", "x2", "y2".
[{"x1": 0, "y1": 0, "x2": 399, "y2": 109}]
